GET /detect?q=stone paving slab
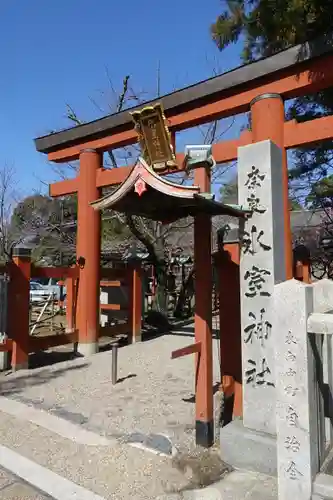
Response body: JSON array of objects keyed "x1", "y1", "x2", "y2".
[
  {"x1": 156, "y1": 470, "x2": 278, "y2": 499},
  {"x1": 0, "y1": 444, "x2": 107, "y2": 500},
  {"x1": 210, "y1": 470, "x2": 277, "y2": 500},
  {"x1": 0, "y1": 466, "x2": 52, "y2": 499}
]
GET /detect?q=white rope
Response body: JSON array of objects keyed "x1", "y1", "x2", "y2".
[{"x1": 30, "y1": 293, "x2": 54, "y2": 335}]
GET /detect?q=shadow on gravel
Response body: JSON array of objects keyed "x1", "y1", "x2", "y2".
[
  {"x1": 142, "y1": 324, "x2": 220, "y2": 341},
  {"x1": 29, "y1": 349, "x2": 83, "y2": 369},
  {"x1": 141, "y1": 316, "x2": 196, "y2": 342},
  {"x1": 98, "y1": 336, "x2": 128, "y2": 352},
  {"x1": 182, "y1": 382, "x2": 221, "y2": 404},
  {"x1": 0, "y1": 362, "x2": 88, "y2": 398},
  {"x1": 117, "y1": 373, "x2": 137, "y2": 383}
]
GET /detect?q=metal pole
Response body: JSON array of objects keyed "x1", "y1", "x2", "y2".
[{"x1": 112, "y1": 343, "x2": 118, "y2": 384}]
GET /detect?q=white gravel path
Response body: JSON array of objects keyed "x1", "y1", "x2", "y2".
[
  {"x1": 0, "y1": 409, "x2": 190, "y2": 499},
  {"x1": 1, "y1": 330, "x2": 222, "y2": 451},
  {"x1": 0, "y1": 327, "x2": 280, "y2": 500},
  {"x1": 0, "y1": 329, "x2": 229, "y2": 499}
]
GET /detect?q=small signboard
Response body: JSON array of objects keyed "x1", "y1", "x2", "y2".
[{"x1": 131, "y1": 103, "x2": 177, "y2": 172}]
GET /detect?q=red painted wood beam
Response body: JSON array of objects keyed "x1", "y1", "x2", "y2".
[
  {"x1": 92, "y1": 136, "x2": 253, "y2": 189},
  {"x1": 31, "y1": 266, "x2": 79, "y2": 279},
  {"x1": 48, "y1": 115, "x2": 333, "y2": 197},
  {"x1": 49, "y1": 178, "x2": 78, "y2": 197},
  {"x1": 100, "y1": 280, "x2": 121, "y2": 287},
  {"x1": 284, "y1": 115, "x2": 333, "y2": 148},
  {"x1": 29, "y1": 331, "x2": 78, "y2": 351},
  {"x1": 129, "y1": 265, "x2": 142, "y2": 343},
  {"x1": 96, "y1": 167, "x2": 132, "y2": 187},
  {"x1": 76, "y1": 150, "x2": 101, "y2": 350},
  {"x1": 9, "y1": 252, "x2": 31, "y2": 370},
  {"x1": 47, "y1": 54, "x2": 333, "y2": 163},
  {"x1": 49, "y1": 133, "x2": 251, "y2": 195},
  {"x1": 99, "y1": 323, "x2": 130, "y2": 337},
  {"x1": 0, "y1": 339, "x2": 13, "y2": 352},
  {"x1": 49, "y1": 130, "x2": 136, "y2": 163},
  {"x1": 100, "y1": 268, "x2": 129, "y2": 280},
  {"x1": 171, "y1": 341, "x2": 201, "y2": 360},
  {"x1": 100, "y1": 303, "x2": 121, "y2": 311}
]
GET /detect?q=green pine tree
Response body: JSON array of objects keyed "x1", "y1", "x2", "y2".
[{"x1": 211, "y1": 0, "x2": 333, "y2": 199}]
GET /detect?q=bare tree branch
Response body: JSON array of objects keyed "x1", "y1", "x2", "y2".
[
  {"x1": 65, "y1": 104, "x2": 83, "y2": 126},
  {"x1": 117, "y1": 75, "x2": 130, "y2": 113}
]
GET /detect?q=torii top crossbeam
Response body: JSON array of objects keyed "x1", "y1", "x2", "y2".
[{"x1": 35, "y1": 35, "x2": 333, "y2": 168}]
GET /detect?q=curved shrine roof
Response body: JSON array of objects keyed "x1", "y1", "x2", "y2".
[{"x1": 91, "y1": 158, "x2": 246, "y2": 223}]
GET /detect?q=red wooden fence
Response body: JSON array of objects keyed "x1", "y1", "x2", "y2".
[{"x1": 1, "y1": 248, "x2": 142, "y2": 370}]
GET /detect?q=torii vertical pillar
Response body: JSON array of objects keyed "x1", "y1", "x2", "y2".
[
  {"x1": 194, "y1": 167, "x2": 214, "y2": 447},
  {"x1": 217, "y1": 241, "x2": 242, "y2": 418},
  {"x1": 76, "y1": 149, "x2": 102, "y2": 355},
  {"x1": 8, "y1": 247, "x2": 31, "y2": 371},
  {"x1": 250, "y1": 93, "x2": 293, "y2": 279}
]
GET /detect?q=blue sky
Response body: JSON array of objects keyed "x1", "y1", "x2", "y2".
[{"x1": 1, "y1": 0, "x2": 242, "y2": 198}]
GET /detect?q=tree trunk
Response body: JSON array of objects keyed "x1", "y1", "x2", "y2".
[
  {"x1": 174, "y1": 265, "x2": 195, "y2": 318},
  {"x1": 150, "y1": 231, "x2": 168, "y2": 318},
  {"x1": 152, "y1": 259, "x2": 168, "y2": 316},
  {"x1": 125, "y1": 215, "x2": 169, "y2": 319}
]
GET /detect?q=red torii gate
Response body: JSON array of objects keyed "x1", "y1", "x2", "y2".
[{"x1": 35, "y1": 36, "x2": 333, "y2": 447}]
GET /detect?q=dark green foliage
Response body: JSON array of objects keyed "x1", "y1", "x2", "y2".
[
  {"x1": 306, "y1": 174, "x2": 333, "y2": 207},
  {"x1": 101, "y1": 210, "x2": 131, "y2": 242},
  {"x1": 11, "y1": 194, "x2": 131, "y2": 265},
  {"x1": 211, "y1": 0, "x2": 333, "y2": 202},
  {"x1": 219, "y1": 176, "x2": 302, "y2": 210},
  {"x1": 211, "y1": 0, "x2": 333, "y2": 62},
  {"x1": 11, "y1": 194, "x2": 77, "y2": 265}
]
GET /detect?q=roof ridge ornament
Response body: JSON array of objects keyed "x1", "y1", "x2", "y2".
[{"x1": 130, "y1": 103, "x2": 178, "y2": 173}]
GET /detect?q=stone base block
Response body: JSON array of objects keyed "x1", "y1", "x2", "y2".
[
  {"x1": 220, "y1": 419, "x2": 277, "y2": 477},
  {"x1": 313, "y1": 473, "x2": 333, "y2": 499},
  {"x1": 76, "y1": 342, "x2": 98, "y2": 357}
]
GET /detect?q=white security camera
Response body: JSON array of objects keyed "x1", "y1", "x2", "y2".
[{"x1": 184, "y1": 145, "x2": 216, "y2": 170}]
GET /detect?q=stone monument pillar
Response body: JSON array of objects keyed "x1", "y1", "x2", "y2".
[
  {"x1": 238, "y1": 139, "x2": 287, "y2": 434},
  {"x1": 220, "y1": 140, "x2": 288, "y2": 474},
  {"x1": 274, "y1": 280, "x2": 319, "y2": 500}
]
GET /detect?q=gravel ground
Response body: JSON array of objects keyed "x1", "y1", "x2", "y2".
[
  {"x1": 0, "y1": 327, "x2": 230, "y2": 499},
  {"x1": 1, "y1": 328, "x2": 222, "y2": 452},
  {"x1": 0, "y1": 465, "x2": 52, "y2": 499},
  {"x1": 0, "y1": 409, "x2": 192, "y2": 499}
]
